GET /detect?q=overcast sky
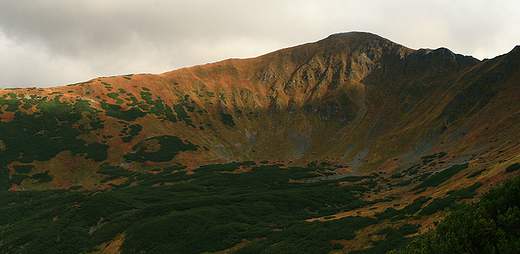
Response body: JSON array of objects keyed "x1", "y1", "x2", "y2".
[{"x1": 0, "y1": 0, "x2": 519, "y2": 88}]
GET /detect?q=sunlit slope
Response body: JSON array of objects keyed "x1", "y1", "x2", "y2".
[{"x1": 0, "y1": 32, "x2": 519, "y2": 191}]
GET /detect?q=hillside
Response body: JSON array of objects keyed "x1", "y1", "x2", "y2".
[{"x1": 1, "y1": 32, "x2": 520, "y2": 253}]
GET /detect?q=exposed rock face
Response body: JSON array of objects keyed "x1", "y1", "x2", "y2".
[{"x1": 160, "y1": 32, "x2": 513, "y2": 171}]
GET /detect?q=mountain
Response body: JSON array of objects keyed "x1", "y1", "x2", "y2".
[{"x1": 1, "y1": 32, "x2": 520, "y2": 253}]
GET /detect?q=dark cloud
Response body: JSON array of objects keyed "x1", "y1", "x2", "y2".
[{"x1": 0, "y1": 0, "x2": 518, "y2": 88}]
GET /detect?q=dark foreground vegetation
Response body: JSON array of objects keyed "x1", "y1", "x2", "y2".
[
  {"x1": 0, "y1": 161, "x2": 517, "y2": 253},
  {"x1": 390, "y1": 176, "x2": 520, "y2": 254},
  {"x1": 0, "y1": 162, "x2": 383, "y2": 253}
]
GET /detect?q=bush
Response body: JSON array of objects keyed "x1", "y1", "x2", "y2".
[
  {"x1": 31, "y1": 171, "x2": 53, "y2": 183},
  {"x1": 220, "y1": 112, "x2": 235, "y2": 127},
  {"x1": 506, "y1": 163, "x2": 520, "y2": 172},
  {"x1": 173, "y1": 104, "x2": 194, "y2": 127},
  {"x1": 13, "y1": 165, "x2": 34, "y2": 174},
  {"x1": 83, "y1": 143, "x2": 109, "y2": 162},
  {"x1": 124, "y1": 135, "x2": 197, "y2": 162},
  {"x1": 390, "y1": 176, "x2": 520, "y2": 253},
  {"x1": 412, "y1": 163, "x2": 468, "y2": 190}
]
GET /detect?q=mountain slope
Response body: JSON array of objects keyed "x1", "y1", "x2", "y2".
[{"x1": 1, "y1": 32, "x2": 520, "y2": 253}]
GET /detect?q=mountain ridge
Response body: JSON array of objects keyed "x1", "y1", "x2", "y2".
[{"x1": 1, "y1": 32, "x2": 519, "y2": 181}]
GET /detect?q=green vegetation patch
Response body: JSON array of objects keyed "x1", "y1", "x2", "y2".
[
  {"x1": 124, "y1": 95, "x2": 141, "y2": 107},
  {"x1": 21, "y1": 95, "x2": 40, "y2": 109},
  {"x1": 375, "y1": 207, "x2": 405, "y2": 221},
  {"x1": 219, "y1": 112, "x2": 235, "y2": 127},
  {"x1": 31, "y1": 171, "x2": 53, "y2": 183},
  {"x1": 412, "y1": 163, "x2": 468, "y2": 190},
  {"x1": 124, "y1": 135, "x2": 197, "y2": 162},
  {"x1": 97, "y1": 165, "x2": 135, "y2": 183},
  {"x1": 0, "y1": 97, "x2": 106, "y2": 168},
  {"x1": 419, "y1": 182, "x2": 483, "y2": 216},
  {"x1": 0, "y1": 162, "x2": 390, "y2": 253},
  {"x1": 73, "y1": 100, "x2": 98, "y2": 114},
  {"x1": 378, "y1": 180, "x2": 482, "y2": 222},
  {"x1": 402, "y1": 196, "x2": 432, "y2": 215},
  {"x1": 140, "y1": 91, "x2": 153, "y2": 104},
  {"x1": 36, "y1": 97, "x2": 80, "y2": 122},
  {"x1": 10, "y1": 174, "x2": 29, "y2": 185},
  {"x1": 391, "y1": 176, "x2": 520, "y2": 254},
  {"x1": 467, "y1": 169, "x2": 486, "y2": 178},
  {"x1": 420, "y1": 152, "x2": 447, "y2": 165},
  {"x1": 101, "y1": 101, "x2": 146, "y2": 121},
  {"x1": 82, "y1": 143, "x2": 109, "y2": 162},
  {"x1": 164, "y1": 104, "x2": 178, "y2": 122},
  {"x1": 128, "y1": 124, "x2": 142, "y2": 136},
  {"x1": 351, "y1": 224, "x2": 421, "y2": 254},
  {"x1": 506, "y1": 162, "x2": 520, "y2": 172},
  {"x1": 121, "y1": 124, "x2": 143, "y2": 143},
  {"x1": 122, "y1": 90, "x2": 184, "y2": 124},
  {"x1": 0, "y1": 111, "x2": 83, "y2": 166},
  {"x1": 173, "y1": 104, "x2": 194, "y2": 127},
  {"x1": 13, "y1": 165, "x2": 34, "y2": 174},
  {"x1": 107, "y1": 92, "x2": 124, "y2": 104}
]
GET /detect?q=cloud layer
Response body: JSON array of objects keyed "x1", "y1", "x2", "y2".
[{"x1": 0, "y1": 0, "x2": 519, "y2": 88}]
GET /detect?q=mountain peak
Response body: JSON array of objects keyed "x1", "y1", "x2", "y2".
[
  {"x1": 321, "y1": 31, "x2": 385, "y2": 42},
  {"x1": 318, "y1": 31, "x2": 401, "y2": 49}
]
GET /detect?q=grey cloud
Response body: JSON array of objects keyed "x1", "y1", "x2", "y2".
[{"x1": 0, "y1": 0, "x2": 518, "y2": 88}]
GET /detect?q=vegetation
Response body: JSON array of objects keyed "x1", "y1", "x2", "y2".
[
  {"x1": 173, "y1": 104, "x2": 194, "y2": 127},
  {"x1": 220, "y1": 112, "x2": 235, "y2": 127},
  {"x1": 374, "y1": 196, "x2": 431, "y2": 222},
  {"x1": 4, "y1": 159, "x2": 486, "y2": 253},
  {"x1": 121, "y1": 124, "x2": 143, "y2": 143},
  {"x1": 412, "y1": 163, "x2": 468, "y2": 191},
  {"x1": 351, "y1": 224, "x2": 421, "y2": 254},
  {"x1": 124, "y1": 135, "x2": 198, "y2": 162},
  {"x1": 107, "y1": 92, "x2": 124, "y2": 104},
  {"x1": 101, "y1": 101, "x2": 147, "y2": 121},
  {"x1": 0, "y1": 162, "x2": 382, "y2": 254},
  {"x1": 82, "y1": 142, "x2": 109, "y2": 162},
  {"x1": 390, "y1": 176, "x2": 520, "y2": 253},
  {"x1": 506, "y1": 163, "x2": 520, "y2": 172},
  {"x1": 0, "y1": 93, "x2": 22, "y2": 111},
  {"x1": 0, "y1": 97, "x2": 107, "y2": 170},
  {"x1": 13, "y1": 165, "x2": 34, "y2": 174},
  {"x1": 467, "y1": 169, "x2": 486, "y2": 178}
]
